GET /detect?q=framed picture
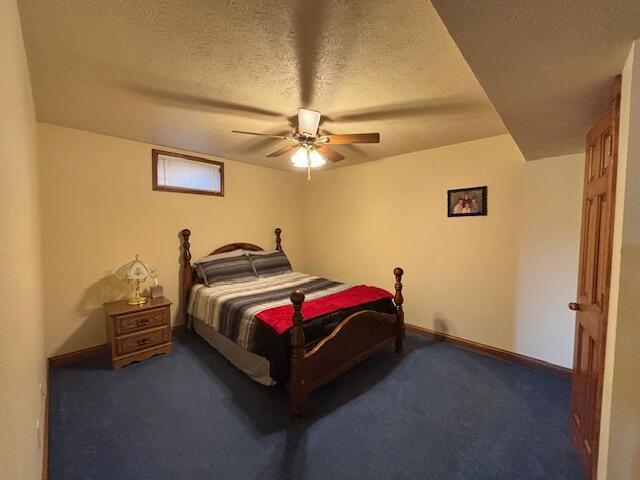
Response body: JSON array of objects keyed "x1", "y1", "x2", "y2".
[{"x1": 447, "y1": 186, "x2": 487, "y2": 217}]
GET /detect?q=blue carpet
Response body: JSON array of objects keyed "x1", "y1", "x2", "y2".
[{"x1": 48, "y1": 332, "x2": 584, "y2": 480}]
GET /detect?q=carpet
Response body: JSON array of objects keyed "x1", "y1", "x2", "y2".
[{"x1": 48, "y1": 332, "x2": 584, "y2": 479}]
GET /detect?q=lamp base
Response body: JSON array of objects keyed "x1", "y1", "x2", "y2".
[
  {"x1": 127, "y1": 296, "x2": 148, "y2": 306},
  {"x1": 127, "y1": 280, "x2": 147, "y2": 305}
]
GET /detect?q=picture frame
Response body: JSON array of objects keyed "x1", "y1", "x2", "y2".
[{"x1": 447, "y1": 186, "x2": 487, "y2": 217}]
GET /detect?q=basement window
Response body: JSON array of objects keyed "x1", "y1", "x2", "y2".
[{"x1": 152, "y1": 149, "x2": 224, "y2": 196}]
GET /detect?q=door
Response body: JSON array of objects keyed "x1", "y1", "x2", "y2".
[{"x1": 570, "y1": 76, "x2": 621, "y2": 479}]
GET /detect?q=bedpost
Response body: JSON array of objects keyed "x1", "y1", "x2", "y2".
[
  {"x1": 394, "y1": 267, "x2": 404, "y2": 353},
  {"x1": 181, "y1": 229, "x2": 193, "y2": 332},
  {"x1": 275, "y1": 227, "x2": 282, "y2": 251},
  {"x1": 289, "y1": 289, "x2": 306, "y2": 417}
]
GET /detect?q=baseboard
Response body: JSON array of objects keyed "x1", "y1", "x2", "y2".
[
  {"x1": 48, "y1": 323, "x2": 187, "y2": 366},
  {"x1": 42, "y1": 361, "x2": 49, "y2": 480},
  {"x1": 48, "y1": 343, "x2": 107, "y2": 366},
  {"x1": 172, "y1": 322, "x2": 186, "y2": 334},
  {"x1": 405, "y1": 324, "x2": 572, "y2": 376}
]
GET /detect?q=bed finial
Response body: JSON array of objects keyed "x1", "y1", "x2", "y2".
[
  {"x1": 181, "y1": 229, "x2": 192, "y2": 264},
  {"x1": 181, "y1": 229, "x2": 193, "y2": 331},
  {"x1": 289, "y1": 289, "x2": 306, "y2": 417},
  {"x1": 393, "y1": 267, "x2": 404, "y2": 353},
  {"x1": 275, "y1": 227, "x2": 282, "y2": 251}
]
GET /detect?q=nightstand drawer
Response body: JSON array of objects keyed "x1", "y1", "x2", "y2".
[
  {"x1": 104, "y1": 297, "x2": 173, "y2": 369},
  {"x1": 115, "y1": 307, "x2": 167, "y2": 335},
  {"x1": 115, "y1": 326, "x2": 170, "y2": 356}
]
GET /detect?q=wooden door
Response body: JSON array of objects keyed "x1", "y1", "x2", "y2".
[{"x1": 570, "y1": 76, "x2": 621, "y2": 479}]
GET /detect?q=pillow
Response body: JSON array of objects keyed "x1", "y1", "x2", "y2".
[
  {"x1": 196, "y1": 253, "x2": 257, "y2": 287},
  {"x1": 193, "y1": 248, "x2": 245, "y2": 265},
  {"x1": 248, "y1": 250, "x2": 292, "y2": 278}
]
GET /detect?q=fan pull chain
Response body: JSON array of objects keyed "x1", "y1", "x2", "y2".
[{"x1": 307, "y1": 164, "x2": 311, "y2": 181}]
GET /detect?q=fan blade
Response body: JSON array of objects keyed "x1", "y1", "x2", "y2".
[
  {"x1": 232, "y1": 130, "x2": 291, "y2": 140},
  {"x1": 324, "y1": 133, "x2": 380, "y2": 144},
  {"x1": 321, "y1": 129, "x2": 367, "y2": 155},
  {"x1": 316, "y1": 145, "x2": 345, "y2": 162},
  {"x1": 298, "y1": 108, "x2": 321, "y2": 135},
  {"x1": 266, "y1": 144, "x2": 299, "y2": 158}
]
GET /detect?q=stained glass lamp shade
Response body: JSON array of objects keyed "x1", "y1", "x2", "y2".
[{"x1": 115, "y1": 255, "x2": 158, "y2": 305}]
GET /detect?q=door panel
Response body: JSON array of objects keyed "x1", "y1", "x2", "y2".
[{"x1": 570, "y1": 76, "x2": 621, "y2": 479}]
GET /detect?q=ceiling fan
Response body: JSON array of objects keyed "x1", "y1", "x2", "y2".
[{"x1": 232, "y1": 108, "x2": 380, "y2": 178}]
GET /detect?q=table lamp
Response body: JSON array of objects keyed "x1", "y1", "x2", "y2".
[{"x1": 114, "y1": 255, "x2": 158, "y2": 305}]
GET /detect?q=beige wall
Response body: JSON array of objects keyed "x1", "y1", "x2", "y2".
[
  {"x1": 599, "y1": 40, "x2": 640, "y2": 480},
  {"x1": 39, "y1": 127, "x2": 585, "y2": 371},
  {"x1": 38, "y1": 124, "x2": 306, "y2": 357},
  {"x1": 0, "y1": 0, "x2": 46, "y2": 478},
  {"x1": 303, "y1": 135, "x2": 583, "y2": 367}
]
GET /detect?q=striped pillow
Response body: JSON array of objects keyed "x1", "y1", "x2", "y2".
[
  {"x1": 249, "y1": 250, "x2": 292, "y2": 278},
  {"x1": 196, "y1": 253, "x2": 257, "y2": 287}
]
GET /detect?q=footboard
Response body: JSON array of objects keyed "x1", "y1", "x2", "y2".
[
  {"x1": 304, "y1": 310, "x2": 397, "y2": 391},
  {"x1": 289, "y1": 267, "x2": 404, "y2": 417}
]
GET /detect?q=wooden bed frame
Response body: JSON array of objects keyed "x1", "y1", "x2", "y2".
[{"x1": 180, "y1": 227, "x2": 405, "y2": 416}]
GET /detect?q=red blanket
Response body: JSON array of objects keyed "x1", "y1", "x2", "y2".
[{"x1": 255, "y1": 285, "x2": 393, "y2": 334}]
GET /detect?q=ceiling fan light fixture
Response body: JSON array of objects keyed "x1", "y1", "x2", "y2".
[
  {"x1": 291, "y1": 146, "x2": 326, "y2": 168},
  {"x1": 232, "y1": 107, "x2": 379, "y2": 167},
  {"x1": 308, "y1": 149, "x2": 326, "y2": 167},
  {"x1": 291, "y1": 147, "x2": 308, "y2": 167}
]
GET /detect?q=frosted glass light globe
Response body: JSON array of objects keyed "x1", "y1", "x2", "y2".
[{"x1": 291, "y1": 147, "x2": 326, "y2": 168}]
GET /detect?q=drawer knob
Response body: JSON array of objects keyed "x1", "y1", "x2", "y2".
[
  {"x1": 137, "y1": 337, "x2": 150, "y2": 346},
  {"x1": 136, "y1": 318, "x2": 150, "y2": 327}
]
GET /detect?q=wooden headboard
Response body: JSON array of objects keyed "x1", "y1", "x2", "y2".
[
  {"x1": 179, "y1": 227, "x2": 282, "y2": 329},
  {"x1": 210, "y1": 242, "x2": 263, "y2": 254}
]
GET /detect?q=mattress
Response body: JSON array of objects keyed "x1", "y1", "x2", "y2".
[
  {"x1": 188, "y1": 272, "x2": 397, "y2": 383},
  {"x1": 193, "y1": 316, "x2": 275, "y2": 386}
]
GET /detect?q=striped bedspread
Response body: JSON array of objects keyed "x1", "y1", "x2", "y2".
[{"x1": 188, "y1": 272, "x2": 352, "y2": 351}]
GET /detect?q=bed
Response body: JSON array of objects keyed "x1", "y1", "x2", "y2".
[{"x1": 180, "y1": 228, "x2": 405, "y2": 416}]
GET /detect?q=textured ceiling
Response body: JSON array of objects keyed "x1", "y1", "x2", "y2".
[
  {"x1": 18, "y1": 0, "x2": 506, "y2": 171},
  {"x1": 432, "y1": 0, "x2": 640, "y2": 160}
]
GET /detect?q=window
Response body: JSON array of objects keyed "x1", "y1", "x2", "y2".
[{"x1": 152, "y1": 149, "x2": 224, "y2": 196}]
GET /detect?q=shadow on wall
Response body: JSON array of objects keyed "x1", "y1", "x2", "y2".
[
  {"x1": 53, "y1": 274, "x2": 129, "y2": 356},
  {"x1": 433, "y1": 312, "x2": 450, "y2": 336}
]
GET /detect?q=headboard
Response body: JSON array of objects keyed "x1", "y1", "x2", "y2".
[
  {"x1": 210, "y1": 242, "x2": 263, "y2": 255},
  {"x1": 179, "y1": 227, "x2": 283, "y2": 329}
]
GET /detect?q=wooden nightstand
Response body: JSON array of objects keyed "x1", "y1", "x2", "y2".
[{"x1": 104, "y1": 297, "x2": 172, "y2": 369}]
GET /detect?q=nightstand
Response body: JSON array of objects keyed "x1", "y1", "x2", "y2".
[{"x1": 104, "y1": 297, "x2": 172, "y2": 369}]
